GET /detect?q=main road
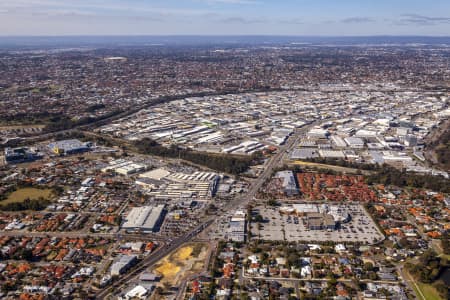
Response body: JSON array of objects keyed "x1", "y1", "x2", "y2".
[
  {"x1": 96, "y1": 219, "x2": 213, "y2": 299},
  {"x1": 0, "y1": 230, "x2": 167, "y2": 242},
  {"x1": 96, "y1": 120, "x2": 318, "y2": 299},
  {"x1": 220, "y1": 119, "x2": 319, "y2": 217}
]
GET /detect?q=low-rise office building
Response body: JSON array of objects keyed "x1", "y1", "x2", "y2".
[
  {"x1": 229, "y1": 210, "x2": 246, "y2": 242},
  {"x1": 111, "y1": 255, "x2": 138, "y2": 276}
]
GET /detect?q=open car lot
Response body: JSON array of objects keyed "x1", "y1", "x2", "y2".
[{"x1": 253, "y1": 203, "x2": 384, "y2": 244}]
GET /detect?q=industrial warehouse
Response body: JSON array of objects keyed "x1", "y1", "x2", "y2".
[
  {"x1": 3, "y1": 147, "x2": 41, "y2": 164},
  {"x1": 121, "y1": 205, "x2": 166, "y2": 233},
  {"x1": 48, "y1": 139, "x2": 93, "y2": 155},
  {"x1": 135, "y1": 168, "x2": 220, "y2": 201}
]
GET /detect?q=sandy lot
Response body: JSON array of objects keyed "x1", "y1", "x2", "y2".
[{"x1": 153, "y1": 243, "x2": 209, "y2": 286}]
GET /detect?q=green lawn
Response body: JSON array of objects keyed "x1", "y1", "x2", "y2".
[
  {"x1": 3, "y1": 188, "x2": 54, "y2": 205},
  {"x1": 405, "y1": 269, "x2": 444, "y2": 300},
  {"x1": 417, "y1": 283, "x2": 443, "y2": 300}
]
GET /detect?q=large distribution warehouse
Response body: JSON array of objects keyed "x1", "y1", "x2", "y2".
[{"x1": 121, "y1": 205, "x2": 165, "y2": 233}]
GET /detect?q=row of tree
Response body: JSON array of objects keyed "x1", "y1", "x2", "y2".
[
  {"x1": 431, "y1": 126, "x2": 450, "y2": 170},
  {"x1": 442, "y1": 233, "x2": 450, "y2": 255},
  {"x1": 285, "y1": 161, "x2": 449, "y2": 193},
  {"x1": 0, "y1": 197, "x2": 50, "y2": 211},
  {"x1": 133, "y1": 138, "x2": 256, "y2": 174},
  {"x1": 44, "y1": 109, "x2": 123, "y2": 133},
  {"x1": 405, "y1": 250, "x2": 449, "y2": 299},
  {"x1": 301, "y1": 157, "x2": 381, "y2": 171},
  {"x1": 366, "y1": 165, "x2": 450, "y2": 193}
]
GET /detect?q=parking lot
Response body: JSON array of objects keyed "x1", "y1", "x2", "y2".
[{"x1": 253, "y1": 204, "x2": 384, "y2": 244}]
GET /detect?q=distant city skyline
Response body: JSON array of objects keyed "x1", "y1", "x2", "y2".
[{"x1": 0, "y1": 0, "x2": 449, "y2": 36}]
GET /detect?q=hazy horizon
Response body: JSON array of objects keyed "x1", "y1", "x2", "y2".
[
  {"x1": 1, "y1": 35, "x2": 450, "y2": 49},
  {"x1": 0, "y1": 1, "x2": 449, "y2": 36}
]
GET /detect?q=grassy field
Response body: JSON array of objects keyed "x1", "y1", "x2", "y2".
[
  {"x1": 3, "y1": 188, "x2": 54, "y2": 205},
  {"x1": 405, "y1": 268, "x2": 444, "y2": 300},
  {"x1": 417, "y1": 283, "x2": 443, "y2": 300},
  {"x1": 440, "y1": 254, "x2": 450, "y2": 261}
]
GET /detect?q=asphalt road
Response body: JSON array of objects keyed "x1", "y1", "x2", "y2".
[
  {"x1": 241, "y1": 267, "x2": 404, "y2": 284},
  {"x1": 96, "y1": 219, "x2": 213, "y2": 299},
  {"x1": 1, "y1": 230, "x2": 166, "y2": 242},
  {"x1": 95, "y1": 122, "x2": 316, "y2": 299},
  {"x1": 2, "y1": 118, "x2": 320, "y2": 299},
  {"x1": 223, "y1": 121, "x2": 316, "y2": 213}
]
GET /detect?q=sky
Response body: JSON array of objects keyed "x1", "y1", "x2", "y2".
[{"x1": 0, "y1": 0, "x2": 449, "y2": 36}]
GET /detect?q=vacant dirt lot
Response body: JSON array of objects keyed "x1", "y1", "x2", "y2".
[{"x1": 153, "y1": 243, "x2": 209, "y2": 286}]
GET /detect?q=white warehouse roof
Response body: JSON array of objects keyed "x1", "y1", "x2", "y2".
[{"x1": 122, "y1": 205, "x2": 165, "y2": 232}]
